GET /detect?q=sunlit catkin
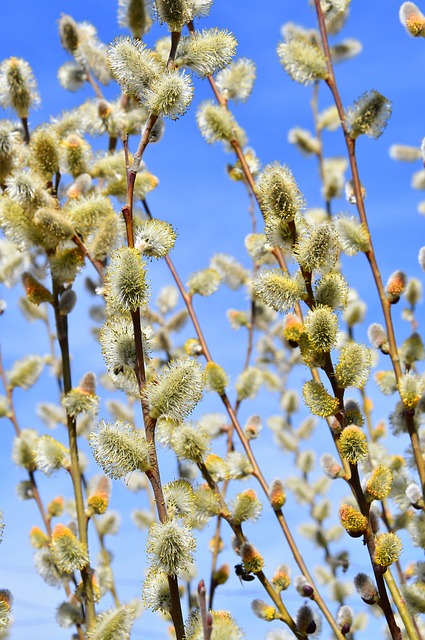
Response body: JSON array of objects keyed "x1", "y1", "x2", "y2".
[
  {"x1": 346, "y1": 90, "x2": 392, "y2": 140},
  {"x1": 118, "y1": 0, "x2": 152, "y2": 38},
  {"x1": 105, "y1": 246, "x2": 148, "y2": 312},
  {"x1": 277, "y1": 34, "x2": 328, "y2": 85},
  {"x1": 302, "y1": 380, "x2": 339, "y2": 418},
  {"x1": 252, "y1": 269, "x2": 305, "y2": 312},
  {"x1": 196, "y1": 100, "x2": 246, "y2": 146},
  {"x1": 177, "y1": 29, "x2": 237, "y2": 78},
  {"x1": 400, "y1": 2, "x2": 425, "y2": 37},
  {"x1": 0, "y1": 57, "x2": 40, "y2": 118},
  {"x1": 147, "y1": 519, "x2": 196, "y2": 574},
  {"x1": 146, "y1": 70, "x2": 193, "y2": 119},
  {"x1": 216, "y1": 58, "x2": 256, "y2": 102},
  {"x1": 257, "y1": 162, "x2": 305, "y2": 221},
  {"x1": 335, "y1": 342, "x2": 372, "y2": 389},
  {"x1": 107, "y1": 37, "x2": 161, "y2": 97},
  {"x1": 146, "y1": 358, "x2": 204, "y2": 420},
  {"x1": 154, "y1": 0, "x2": 192, "y2": 32},
  {"x1": 303, "y1": 306, "x2": 339, "y2": 353},
  {"x1": 50, "y1": 524, "x2": 88, "y2": 573},
  {"x1": 89, "y1": 419, "x2": 151, "y2": 479},
  {"x1": 374, "y1": 533, "x2": 403, "y2": 568},
  {"x1": 338, "y1": 425, "x2": 368, "y2": 463}
]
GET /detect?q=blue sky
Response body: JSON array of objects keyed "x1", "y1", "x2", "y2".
[{"x1": 1, "y1": 1, "x2": 425, "y2": 639}]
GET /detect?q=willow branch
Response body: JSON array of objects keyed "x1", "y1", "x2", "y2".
[{"x1": 312, "y1": 0, "x2": 425, "y2": 499}]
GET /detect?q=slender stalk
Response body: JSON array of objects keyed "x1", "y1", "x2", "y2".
[
  {"x1": 310, "y1": 81, "x2": 332, "y2": 219},
  {"x1": 52, "y1": 280, "x2": 96, "y2": 627},
  {"x1": 198, "y1": 580, "x2": 212, "y2": 640},
  {"x1": 123, "y1": 136, "x2": 186, "y2": 640},
  {"x1": 385, "y1": 570, "x2": 421, "y2": 640}
]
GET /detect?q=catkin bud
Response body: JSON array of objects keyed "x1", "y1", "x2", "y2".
[
  {"x1": 0, "y1": 57, "x2": 40, "y2": 118},
  {"x1": 216, "y1": 57, "x2": 256, "y2": 103},
  {"x1": 268, "y1": 478, "x2": 286, "y2": 509},
  {"x1": 231, "y1": 489, "x2": 262, "y2": 525},
  {"x1": 398, "y1": 372, "x2": 425, "y2": 410},
  {"x1": 374, "y1": 533, "x2": 403, "y2": 568},
  {"x1": 108, "y1": 36, "x2": 161, "y2": 97},
  {"x1": 244, "y1": 414, "x2": 262, "y2": 440},
  {"x1": 272, "y1": 564, "x2": 291, "y2": 592},
  {"x1": 346, "y1": 90, "x2": 392, "y2": 140},
  {"x1": 364, "y1": 465, "x2": 393, "y2": 502},
  {"x1": 339, "y1": 425, "x2": 368, "y2": 463},
  {"x1": 240, "y1": 542, "x2": 264, "y2": 573},
  {"x1": 303, "y1": 380, "x2": 339, "y2": 418},
  {"x1": 30, "y1": 127, "x2": 60, "y2": 178},
  {"x1": 283, "y1": 313, "x2": 304, "y2": 346},
  {"x1": 47, "y1": 496, "x2": 64, "y2": 518},
  {"x1": 118, "y1": 0, "x2": 153, "y2": 38},
  {"x1": 385, "y1": 270, "x2": 407, "y2": 303},
  {"x1": 335, "y1": 342, "x2": 372, "y2": 389},
  {"x1": 354, "y1": 572, "x2": 379, "y2": 604},
  {"x1": 89, "y1": 215, "x2": 119, "y2": 262},
  {"x1": 303, "y1": 306, "x2": 338, "y2": 352},
  {"x1": 154, "y1": 0, "x2": 192, "y2": 31},
  {"x1": 146, "y1": 358, "x2": 204, "y2": 421},
  {"x1": 211, "y1": 564, "x2": 229, "y2": 587},
  {"x1": 344, "y1": 399, "x2": 365, "y2": 427},
  {"x1": 8, "y1": 354, "x2": 44, "y2": 390},
  {"x1": 87, "y1": 475, "x2": 111, "y2": 515},
  {"x1": 339, "y1": 504, "x2": 367, "y2": 537},
  {"x1": 405, "y1": 278, "x2": 422, "y2": 306},
  {"x1": 187, "y1": 268, "x2": 221, "y2": 296},
  {"x1": 294, "y1": 575, "x2": 314, "y2": 598},
  {"x1": 204, "y1": 362, "x2": 228, "y2": 395},
  {"x1": 251, "y1": 600, "x2": 279, "y2": 621},
  {"x1": 314, "y1": 273, "x2": 349, "y2": 310},
  {"x1": 277, "y1": 35, "x2": 328, "y2": 85},
  {"x1": 296, "y1": 604, "x2": 317, "y2": 635},
  {"x1": 374, "y1": 370, "x2": 398, "y2": 395},
  {"x1": 134, "y1": 219, "x2": 177, "y2": 259},
  {"x1": 337, "y1": 605, "x2": 354, "y2": 633},
  {"x1": 177, "y1": 29, "x2": 237, "y2": 79},
  {"x1": 147, "y1": 519, "x2": 196, "y2": 574},
  {"x1": 320, "y1": 453, "x2": 343, "y2": 479},
  {"x1": 171, "y1": 421, "x2": 210, "y2": 463},
  {"x1": 390, "y1": 144, "x2": 421, "y2": 161},
  {"x1": 59, "y1": 289, "x2": 77, "y2": 316},
  {"x1": 29, "y1": 526, "x2": 49, "y2": 548},
  {"x1": 58, "y1": 15, "x2": 80, "y2": 53},
  {"x1": 196, "y1": 100, "x2": 246, "y2": 146},
  {"x1": 61, "y1": 134, "x2": 90, "y2": 178},
  {"x1": 146, "y1": 71, "x2": 194, "y2": 119},
  {"x1": 406, "y1": 483, "x2": 424, "y2": 508},
  {"x1": 257, "y1": 162, "x2": 305, "y2": 221},
  {"x1": 105, "y1": 247, "x2": 148, "y2": 312},
  {"x1": 252, "y1": 269, "x2": 305, "y2": 313},
  {"x1": 367, "y1": 323, "x2": 389, "y2": 353},
  {"x1": 34, "y1": 435, "x2": 70, "y2": 475},
  {"x1": 12, "y1": 429, "x2": 38, "y2": 471},
  {"x1": 419, "y1": 246, "x2": 425, "y2": 271},
  {"x1": 50, "y1": 524, "x2": 89, "y2": 573},
  {"x1": 22, "y1": 272, "x2": 54, "y2": 305},
  {"x1": 400, "y1": 2, "x2": 425, "y2": 37},
  {"x1": 89, "y1": 420, "x2": 151, "y2": 479}
]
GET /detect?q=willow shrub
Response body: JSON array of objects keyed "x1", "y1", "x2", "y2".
[{"x1": 1, "y1": 1, "x2": 425, "y2": 639}]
